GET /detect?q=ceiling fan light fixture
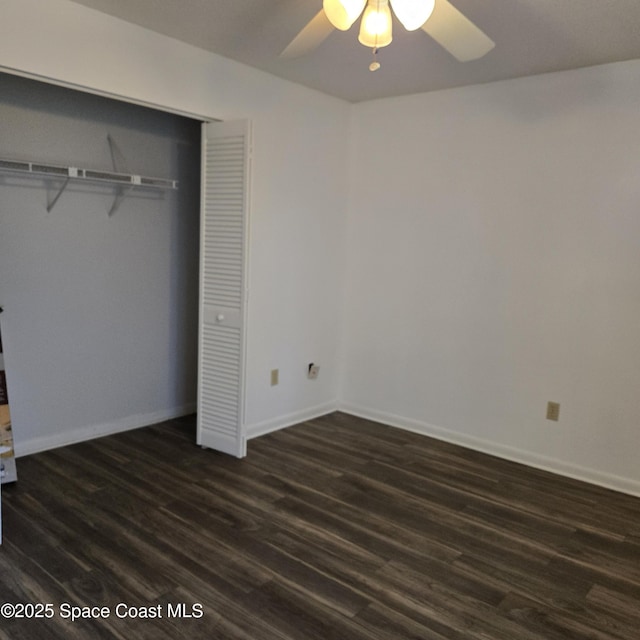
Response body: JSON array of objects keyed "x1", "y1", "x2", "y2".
[
  {"x1": 390, "y1": 0, "x2": 435, "y2": 31},
  {"x1": 323, "y1": 0, "x2": 367, "y2": 30},
  {"x1": 358, "y1": 0, "x2": 393, "y2": 48}
]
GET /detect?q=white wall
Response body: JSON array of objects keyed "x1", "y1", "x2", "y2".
[
  {"x1": 342, "y1": 60, "x2": 640, "y2": 495},
  {"x1": 0, "y1": 0, "x2": 351, "y2": 448}
]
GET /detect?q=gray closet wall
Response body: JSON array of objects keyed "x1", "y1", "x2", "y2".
[{"x1": 0, "y1": 72, "x2": 201, "y2": 452}]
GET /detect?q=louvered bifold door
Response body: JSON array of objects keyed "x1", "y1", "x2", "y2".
[{"x1": 197, "y1": 120, "x2": 251, "y2": 458}]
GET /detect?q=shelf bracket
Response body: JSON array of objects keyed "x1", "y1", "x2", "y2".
[
  {"x1": 46, "y1": 176, "x2": 71, "y2": 213},
  {"x1": 107, "y1": 134, "x2": 140, "y2": 216},
  {"x1": 107, "y1": 134, "x2": 130, "y2": 175},
  {"x1": 108, "y1": 184, "x2": 135, "y2": 217}
]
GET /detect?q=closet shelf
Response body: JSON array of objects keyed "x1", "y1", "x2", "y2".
[
  {"x1": 0, "y1": 157, "x2": 178, "y2": 190},
  {"x1": 0, "y1": 155, "x2": 178, "y2": 215}
]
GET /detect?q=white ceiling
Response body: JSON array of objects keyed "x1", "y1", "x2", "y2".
[{"x1": 68, "y1": 0, "x2": 640, "y2": 103}]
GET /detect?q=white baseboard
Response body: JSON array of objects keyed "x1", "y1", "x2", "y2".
[
  {"x1": 245, "y1": 401, "x2": 339, "y2": 440},
  {"x1": 15, "y1": 398, "x2": 640, "y2": 499},
  {"x1": 339, "y1": 402, "x2": 640, "y2": 499},
  {"x1": 15, "y1": 403, "x2": 197, "y2": 458}
]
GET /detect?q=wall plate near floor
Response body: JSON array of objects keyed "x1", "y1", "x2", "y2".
[
  {"x1": 308, "y1": 363, "x2": 320, "y2": 379},
  {"x1": 546, "y1": 401, "x2": 560, "y2": 421}
]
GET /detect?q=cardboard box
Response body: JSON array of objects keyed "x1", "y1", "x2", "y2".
[{"x1": 0, "y1": 330, "x2": 17, "y2": 484}]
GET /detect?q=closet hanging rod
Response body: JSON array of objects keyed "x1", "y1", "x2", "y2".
[{"x1": 0, "y1": 157, "x2": 178, "y2": 190}]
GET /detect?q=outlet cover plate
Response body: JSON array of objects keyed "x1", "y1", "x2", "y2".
[{"x1": 546, "y1": 401, "x2": 560, "y2": 421}]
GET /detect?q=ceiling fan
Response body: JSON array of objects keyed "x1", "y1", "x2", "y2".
[{"x1": 281, "y1": 0, "x2": 494, "y2": 70}]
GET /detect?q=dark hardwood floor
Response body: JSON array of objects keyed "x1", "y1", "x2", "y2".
[{"x1": 1, "y1": 412, "x2": 639, "y2": 639}]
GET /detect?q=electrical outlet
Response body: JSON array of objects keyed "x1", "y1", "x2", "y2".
[
  {"x1": 307, "y1": 363, "x2": 319, "y2": 379},
  {"x1": 270, "y1": 369, "x2": 279, "y2": 386},
  {"x1": 546, "y1": 401, "x2": 560, "y2": 421}
]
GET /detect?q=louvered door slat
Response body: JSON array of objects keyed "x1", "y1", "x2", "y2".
[{"x1": 197, "y1": 120, "x2": 251, "y2": 458}]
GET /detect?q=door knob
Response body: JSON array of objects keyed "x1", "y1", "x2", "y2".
[{"x1": 216, "y1": 314, "x2": 225, "y2": 322}]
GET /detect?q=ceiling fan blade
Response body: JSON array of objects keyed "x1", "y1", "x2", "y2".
[
  {"x1": 280, "y1": 10, "x2": 335, "y2": 59},
  {"x1": 422, "y1": 0, "x2": 494, "y2": 62}
]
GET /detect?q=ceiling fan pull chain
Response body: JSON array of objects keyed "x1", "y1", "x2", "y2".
[{"x1": 369, "y1": 47, "x2": 381, "y2": 71}]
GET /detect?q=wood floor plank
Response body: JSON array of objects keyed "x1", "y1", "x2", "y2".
[
  {"x1": 498, "y1": 591, "x2": 635, "y2": 640},
  {"x1": 271, "y1": 489, "x2": 462, "y2": 565},
  {"x1": 2, "y1": 411, "x2": 639, "y2": 639},
  {"x1": 586, "y1": 584, "x2": 640, "y2": 630}
]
